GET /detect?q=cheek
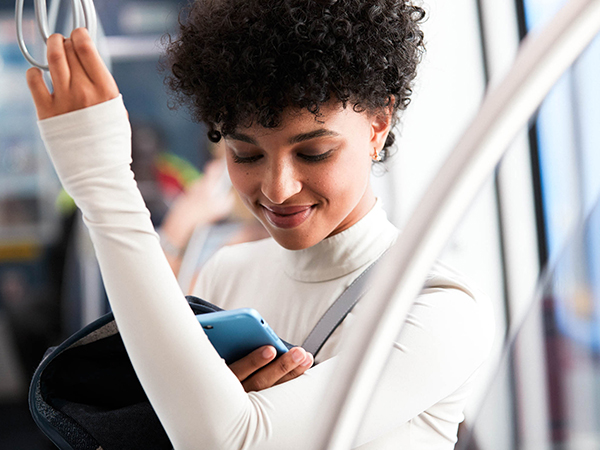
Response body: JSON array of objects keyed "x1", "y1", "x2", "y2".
[
  {"x1": 314, "y1": 155, "x2": 371, "y2": 202},
  {"x1": 226, "y1": 162, "x2": 257, "y2": 202}
]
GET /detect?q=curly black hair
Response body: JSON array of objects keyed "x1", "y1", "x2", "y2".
[{"x1": 163, "y1": 0, "x2": 425, "y2": 162}]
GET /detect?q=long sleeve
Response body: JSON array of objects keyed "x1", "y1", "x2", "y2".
[
  {"x1": 39, "y1": 97, "x2": 266, "y2": 449},
  {"x1": 39, "y1": 96, "x2": 494, "y2": 449}
]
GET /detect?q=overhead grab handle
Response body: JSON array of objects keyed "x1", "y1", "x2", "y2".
[{"x1": 15, "y1": 0, "x2": 97, "y2": 71}]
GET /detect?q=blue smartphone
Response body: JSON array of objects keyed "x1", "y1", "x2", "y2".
[{"x1": 196, "y1": 308, "x2": 289, "y2": 364}]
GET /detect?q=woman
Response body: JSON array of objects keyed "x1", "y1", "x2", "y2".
[{"x1": 26, "y1": 0, "x2": 494, "y2": 448}]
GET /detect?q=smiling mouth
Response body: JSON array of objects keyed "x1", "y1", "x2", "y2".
[{"x1": 261, "y1": 205, "x2": 314, "y2": 229}]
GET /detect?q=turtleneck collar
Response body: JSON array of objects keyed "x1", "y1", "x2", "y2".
[{"x1": 280, "y1": 200, "x2": 398, "y2": 282}]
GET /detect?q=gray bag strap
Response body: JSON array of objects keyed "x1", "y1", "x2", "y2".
[{"x1": 301, "y1": 252, "x2": 386, "y2": 357}]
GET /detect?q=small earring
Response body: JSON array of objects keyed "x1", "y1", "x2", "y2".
[
  {"x1": 372, "y1": 148, "x2": 383, "y2": 162},
  {"x1": 207, "y1": 129, "x2": 222, "y2": 143}
]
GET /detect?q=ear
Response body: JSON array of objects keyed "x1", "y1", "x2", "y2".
[{"x1": 369, "y1": 98, "x2": 394, "y2": 159}]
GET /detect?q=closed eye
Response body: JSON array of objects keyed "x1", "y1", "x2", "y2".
[
  {"x1": 231, "y1": 153, "x2": 263, "y2": 164},
  {"x1": 298, "y1": 149, "x2": 334, "y2": 163}
]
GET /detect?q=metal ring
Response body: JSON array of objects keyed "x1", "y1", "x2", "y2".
[
  {"x1": 15, "y1": 0, "x2": 48, "y2": 70},
  {"x1": 15, "y1": 0, "x2": 97, "y2": 71}
]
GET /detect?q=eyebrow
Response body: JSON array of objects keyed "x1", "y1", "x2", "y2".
[
  {"x1": 288, "y1": 129, "x2": 340, "y2": 144},
  {"x1": 226, "y1": 132, "x2": 258, "y2": 145},
  {"x1": 226, "y1": 129, "x2": 340, "y2": 146}
]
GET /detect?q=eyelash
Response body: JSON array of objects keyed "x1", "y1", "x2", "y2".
[
  {"x1": 231, "y1": 154, "x2": 262, "y2": 164},
  {"x1": 299, "y1": 150, "x2": 334, "y2": 162},
  {"x1": 231, "y1": 150, "x2": 334, "y2": 164}
]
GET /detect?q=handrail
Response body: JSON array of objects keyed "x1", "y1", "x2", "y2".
[{"x1": 317, "y1": 0, "x2": 600, "y2": 448}]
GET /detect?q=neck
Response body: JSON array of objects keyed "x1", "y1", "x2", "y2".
[{"x1": 327, "y1": 184, "x2": 377, "y2": 239}]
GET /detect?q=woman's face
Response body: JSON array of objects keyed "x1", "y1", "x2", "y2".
[{"x1": 224, "y1": 103, "x2": 391, "y2": 250}]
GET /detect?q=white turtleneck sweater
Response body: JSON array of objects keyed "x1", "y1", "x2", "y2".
[{"x1": 38, "y1": 96, "x2": 495, "y2": 450}]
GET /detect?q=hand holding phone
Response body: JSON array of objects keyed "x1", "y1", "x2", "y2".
[{"x1": 196, "y1": 308, "x2": 289, "y2": 364}]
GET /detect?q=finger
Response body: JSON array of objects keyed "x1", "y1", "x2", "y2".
[
  {"x1": 228, "y1": 346, "x2": 277, "y2": 381},
  {"x1": 46, "y1": 34, "x2": 70, "y2": 92},
  {"x1": 242, "y1": 347, "x2": 306, "y2": 392},
  {"x1": 275, "y1": 353, "x2": 314, "y2": 385},
  {"x1": 71, "y1": 28, "x2": 117, "y2": 93},
  {"x1": 26, "y1": 68, "x2": 52, "y2": 119},
  {"x1": 63, "y1": 38, "x2": 89, "y2": 87}
]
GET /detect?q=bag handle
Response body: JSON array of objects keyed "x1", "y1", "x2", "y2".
[{"x1": 301, "y1": 253, "x2": 385, "y2": 358}]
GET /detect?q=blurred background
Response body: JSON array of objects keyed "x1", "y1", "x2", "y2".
[{"x1": 0, "y1": 0, "x2": 599, "y2": 448}]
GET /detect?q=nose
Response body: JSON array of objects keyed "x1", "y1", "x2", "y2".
[{"x1": 261, "y1": 158, "x2": 302, "y2": 204}]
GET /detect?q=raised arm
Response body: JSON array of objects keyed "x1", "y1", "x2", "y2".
[{"x1": 27, "y1": 28, "x2": 252, "y2": 448}]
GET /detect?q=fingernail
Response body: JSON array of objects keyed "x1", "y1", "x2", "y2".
[
  {"x1": 292, "y1": 348, "x2": 305, "y2": 363},
  {"x1": 262, "y1": 347, "x2": 276, "y2": 359},
  {"x1": 302, "y1": 354, "x2": 313, "y2": 367}
]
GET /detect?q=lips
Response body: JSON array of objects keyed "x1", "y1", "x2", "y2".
[{"x1": 261, "y1": 204, "x2": 314, "y2": 229}]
